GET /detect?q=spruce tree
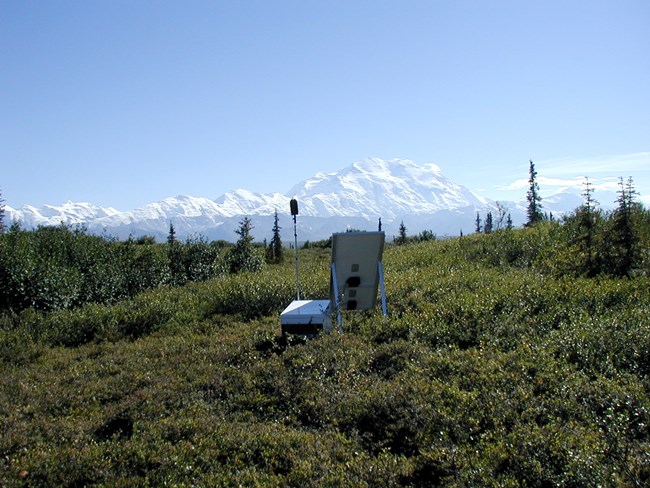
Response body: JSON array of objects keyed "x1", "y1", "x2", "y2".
[
  {"x1": 229, "y1": 216, "x2": 263, "y2": 273},
  {"x1": 395, "y1": 221, "x2": 407, "y2": 245},
  {"x1": 607, "y1": 177, "x2": 640, "y2": 276},
  {"x1": 266, "y1": 209, "x2": 283, "y2": 264},
  {"x1": 475, "y1": 212, "x2": 482, "y2": 233},
  {"x1": 484, "y1": 211, "x2": 493, "y2": 234},
  {"x1": 578, "y1": 177, "x2": 599, "y2": 275},
  {"x1": 167, "y1": 222, "x2": 176, "y2": 245},
  {"x1": 167, "y1": 222, "x2": 184, "y2": 285},
  {"x1": 565, "y1": 177, "x2": 602, "y2": 276},
  {"x1": 525, "y1": 159, "x2": 544, "y2": 226}
]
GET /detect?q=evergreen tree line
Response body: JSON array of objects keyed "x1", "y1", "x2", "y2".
[
  {"x1": 558, "y1": 176, "x2": 649, "y2": 277},
  {"x1": 522, "y1": 161, "x2": 648, "y2": 277},
  {"x1": 394, "y1": 221, "x2": 437, "y2": 245},
  {"x1": 460, "y1": 177, "x2": 649, "y2": 279},
  {"x1": 469, "y1": 162, "x2": 648, "y2": 277},
  {"x1": 475, "y1": 202, "x2": 514, "y2": 234}
]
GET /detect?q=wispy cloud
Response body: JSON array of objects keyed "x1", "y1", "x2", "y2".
[
  {"x1": 497, "y1": 176, "x2": 585, "y2": 190},
  {"x1": 496, "y1": 152, "x2": 649, "y2": 199},
  {"x1": 538, "y1": 152, "x2": 650, "y2": 176}
]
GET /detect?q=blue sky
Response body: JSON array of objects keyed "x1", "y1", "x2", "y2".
[{"x1": 2, "y1": 0, "x2": 649, "y2": 210}]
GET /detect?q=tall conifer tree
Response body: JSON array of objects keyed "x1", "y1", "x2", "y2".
[
  {"x1": 230, "y1": 216, "x2": 263, "y2": 273},
  {"x1": 167, "y1": 221, "x2": 184, "y2": 285},
  {"x1": 577, "y1": 177, "x2": 599, "y2": 276},
  {"x1": 484, "y1": 211, "x2": 493, "y2": 234},
  {"x1": 607, "y1": 177, "x2": 639, "y2": 276},
  {"x1": 266, "y1": 209, "x2": 283, "y2": 264},
  {"x1": 525, "y1": 160, "x2": 544, "y2": 226},
  {"x1": 395, "y1": 221, "x2": 407, "y2": 245}
]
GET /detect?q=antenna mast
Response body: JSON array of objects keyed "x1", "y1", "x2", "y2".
[{"x1": 290, "y1": 198, "x2": 301, "y2": 300}]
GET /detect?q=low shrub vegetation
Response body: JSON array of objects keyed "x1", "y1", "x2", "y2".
[{"x1": 1, "y1": 215, "x2": 649, "y2": 485}]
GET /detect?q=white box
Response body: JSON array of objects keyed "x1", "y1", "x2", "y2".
[{"x1": 280, "y1": 300, "x2": 332, "y2": 334}]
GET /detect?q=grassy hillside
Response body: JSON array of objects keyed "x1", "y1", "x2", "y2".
[{"x1": 1, "y1": 228, "x2": 649, "y2": 486}]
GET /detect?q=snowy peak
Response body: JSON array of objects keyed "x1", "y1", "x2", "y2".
[
  {"x1": 350, "y1": 157, "x2": 442, "y2": 181},
  {"x1": 5, "y1": 201, "x2": 120, "y2": 227},
  {"x1": 215, "y1": 190, "x2": 290, "y2": 217},
  {"x1": 287, "y1": 157, "x2": 485, "y2": 219}
]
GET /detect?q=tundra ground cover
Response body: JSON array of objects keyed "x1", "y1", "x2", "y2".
[{"x1": 1, "y1": 229, "x2": 649, "y2": 486}]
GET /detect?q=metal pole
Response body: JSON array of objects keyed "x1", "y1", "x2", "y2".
[
  {"x1": 378, "y1": 260, "x2": 387, "y2": 316},
  {"x1": 293, "y1": 214, "x2": 301, "y2": 300},
  {"x1": 331, "y1": 262, "x2": 342, "y2": 332}
]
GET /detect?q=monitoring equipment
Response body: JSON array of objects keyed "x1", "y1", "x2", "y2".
[
  {"x1": 280, "y1": 200, "x2": 387, "y2": 335},
  {"x1": 280, "y1": 299, "x2": 333, "y2": 335},
  {"x1": 329, "y1": 231, "x2": 387, "y2": 331}
]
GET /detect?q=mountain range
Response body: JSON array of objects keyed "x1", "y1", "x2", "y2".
[{"x1": 5, "y1": 158, "x2": 606, "y2": 242}]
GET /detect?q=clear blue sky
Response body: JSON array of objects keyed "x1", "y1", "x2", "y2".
[{"x1": 2, "y1": 0, "x2": 649, "y2": 210}]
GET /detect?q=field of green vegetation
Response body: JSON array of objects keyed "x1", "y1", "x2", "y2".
[{"x1": 1, "y1": 202, "x2": 649, "y2": 486}]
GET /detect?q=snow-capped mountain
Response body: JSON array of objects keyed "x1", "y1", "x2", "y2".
[
  {"x1": 4, "y1": 201, "x2": 121, "y2": 228},
  {"x1": 287, "y1": 158, "x2": 486, "y2": 219},
  {"x1": 4, "y1": 157, "x2": 584, "y2": 242},
  {"x1": 214, "y1": 190, "x2": 291, "y2": 217}
]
